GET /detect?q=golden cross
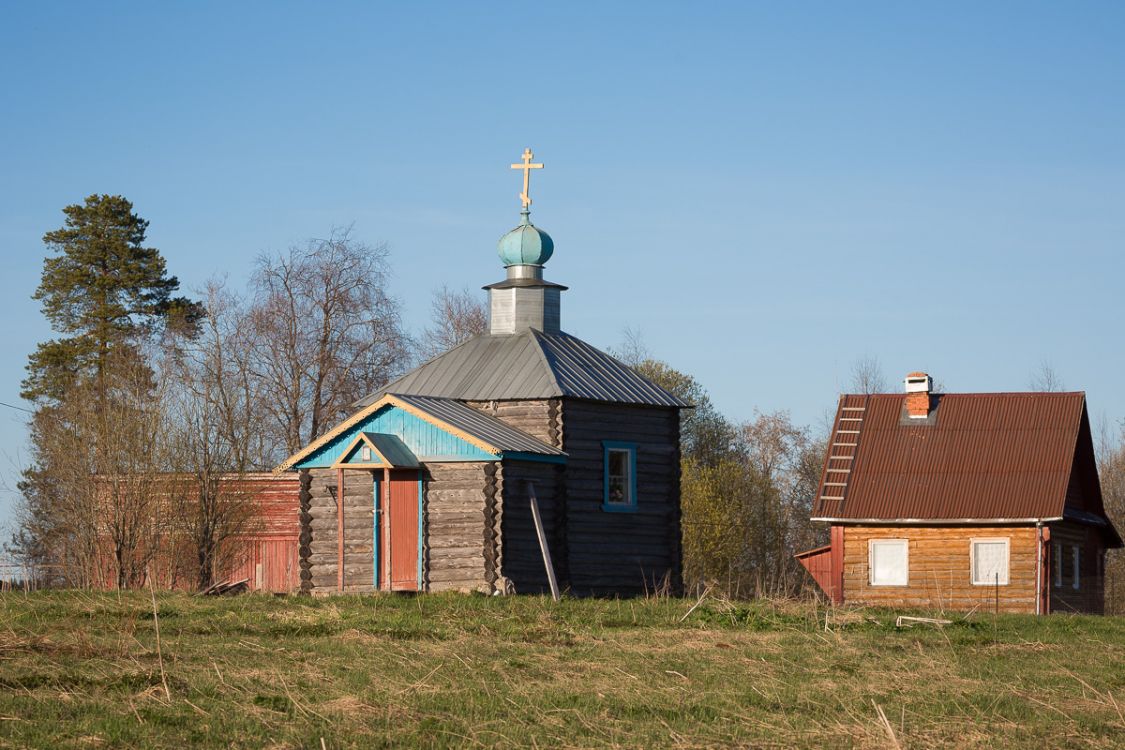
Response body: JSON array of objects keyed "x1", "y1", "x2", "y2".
[{"x1": 510, "y1": 148, "x2": 544, "y2": 208}]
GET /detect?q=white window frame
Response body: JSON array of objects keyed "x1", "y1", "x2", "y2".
[
  {"x1": 868, "y1": 539, "x2": 909, "y2": 586},
  {"x1": 970, "y1": 537, "x2": 1010, "y2": 586},
  {"x1": 1072, "y1": 545, "x2": 1081, "y2": 590}
]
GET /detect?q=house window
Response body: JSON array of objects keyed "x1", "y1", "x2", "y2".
[
  {"x1": 1072, "y1": 545, "x2": 1081, "y2": 590},
  {"x1": 869, "y1": 539, "x2": 909, "y2": 586},
  {"x1": 361, "y1": 446, "x2": 373, "y2": 462},
  {"x1": 1053, "y1": 542, "x2": 1062, "y2": 587},
  {"x1": 602, "y1": 442, "x2": 636, "y2": 512},
  {"x1": 970, "y1": 538, "x2": 1009, "y2": 586}
]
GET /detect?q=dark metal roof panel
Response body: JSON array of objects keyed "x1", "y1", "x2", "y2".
[
  {"x1": 813, "y1": 392, "x2": 1087, "y2": 521},
  {"x1": 534, "y1": 331, "x2": 689, "y2": 407},
  {"x1": 354, "y1": 330, "x2": 685, "y2": 408},
  {"x1": 391, "y1": 394, "x2": 565, "y2": 456}
]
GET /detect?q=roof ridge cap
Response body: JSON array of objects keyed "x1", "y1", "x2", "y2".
[{"x1": 527, "y1": 328, "x2": 567, "y2": 396}]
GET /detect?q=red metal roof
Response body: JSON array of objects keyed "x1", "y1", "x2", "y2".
[{"x1": 812, "y1": 392, "x2": 1113, "y2": 528}]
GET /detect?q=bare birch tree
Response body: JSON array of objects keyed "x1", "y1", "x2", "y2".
[
  {"x1": 848, "y1": 354, "x2": 888, "y2": 394},
  {"x1": 1096, "y1": 418, "x2": 1125, "y2": 614},
  {"x1": 1030, "y1": 361, "x2": 1066, "y2": 392},
  {"x1": 247, "y1": 228, "x2": 411, "y2": 455},
  {"x1": 419, "y1": 285, "x2": 487, "y2": 359},
  {"x1": 15, "y1": 348, "x2": 172, "y2": 588},
  {"x1": 165, "y1": 281, "x2": 269, "y2": 589}
]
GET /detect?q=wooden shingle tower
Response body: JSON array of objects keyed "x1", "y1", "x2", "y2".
[{"x1": 279, "y1": 150, "x2": 686, "y2": 595}]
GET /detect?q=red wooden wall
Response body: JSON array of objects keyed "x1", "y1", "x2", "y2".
[{"x1": 93, "y1": 472, "x2": 301, "y2": 593}]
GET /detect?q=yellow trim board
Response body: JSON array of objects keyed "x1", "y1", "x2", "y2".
[{"x1": 274, "y1": 394, "x2": 501, "y2": 472}]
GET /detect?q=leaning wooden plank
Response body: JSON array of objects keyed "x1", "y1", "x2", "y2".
[{"x1": 526, "y1": 480, "x2": 560, "y2": 602}]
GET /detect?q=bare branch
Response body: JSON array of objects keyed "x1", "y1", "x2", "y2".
[{"x1": 418, "y1": 285, "x2": 487, "y2": 360}]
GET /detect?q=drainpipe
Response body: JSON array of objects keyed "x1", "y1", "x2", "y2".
[{"x1": 1035, "y1": 520, "x2": 1043, "y2": 616}]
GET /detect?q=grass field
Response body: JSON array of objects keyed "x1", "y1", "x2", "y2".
[{"x1": 1, "y1": 591, "x2": 1123, "y2": 749}]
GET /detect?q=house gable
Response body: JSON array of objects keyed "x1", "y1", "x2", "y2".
[
  {"x1": 334, "y1": 432, "x2": 420, "y2": 469},
  {"x1": 290, "y1": 400, "x2": 500, "y2": 470},
  {"x1": 281, "y1": 394, "x2": 566, "y2": 471}
]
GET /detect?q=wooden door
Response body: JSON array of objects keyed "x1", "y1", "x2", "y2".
[{"x1": 385, "y1": 469, "x2": 419, "y2": 591}]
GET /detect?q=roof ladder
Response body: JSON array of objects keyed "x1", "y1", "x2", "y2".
[{"x1": 819, "y1": 396, "x2": 870, "y2": 512}]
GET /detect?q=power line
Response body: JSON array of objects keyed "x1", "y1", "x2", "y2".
[{"x1": 0, "y1": 401, "x2": 34, "y2": 415}]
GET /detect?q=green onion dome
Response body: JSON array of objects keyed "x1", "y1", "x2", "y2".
[{"x1": 497, "y1": 210, "x2": 554, "y2": 267}]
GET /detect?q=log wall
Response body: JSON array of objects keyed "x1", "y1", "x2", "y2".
[
  {"x1": 423, "y1": 461, "x2": 494, "y2": 593},
  {"x1": 298, "y1": 470, "x2": 313, "y2": 593},
  {"x1": 305, "y1": 463, "x2": 495, "y2": 595},
  {"x1": 559, "y1": 400, "x2": 682, "y2": 595},
  {"x1": 465, "y1": 399, "x2": 562, "y2": 448},
  {"x1": 842, "y1": 526, "x2": 1039, "y2": 613},
  {"x1": 306, "y1": 468, "x2": 376, "y2": 594},
  {"x1": 497, "y1": 460, "x2": 566, "y2": 594}
]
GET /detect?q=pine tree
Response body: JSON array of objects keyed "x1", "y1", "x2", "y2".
[
  {"x1": 10, "y1": 195, "x2": 203, "y2": 585},
  {"x1": 21, "y1": 194, "x2": 203, "y2": 403}
]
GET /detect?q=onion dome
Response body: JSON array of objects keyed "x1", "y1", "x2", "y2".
[{"x1": 498, "y1": 209, "x2": 554, "y2": 267}]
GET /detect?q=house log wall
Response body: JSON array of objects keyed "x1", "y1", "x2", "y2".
[
  {"x1": 423, "y1": 461, "x2": 494, "y2": 593},
  {"x1": 465, "y1": 399, "x2": 562, "y2": 448},
  {"x1": 298, "y1": 471, "x2": 313, "y2": 593},
  {"x1": 842, "y1": 526, "x2": 1039, "y2": 613},
  {"x1": 305, "y1": 463, "x2": 494, "y2": 595},
  {"x1": 1048, "y1": 521, "x2": 1105, "y2": 614},
  {"x1": 307, "y1": 468, "x2": 375, "y2": 594},
  {"x1": 497, "y1": 460, "x2": 566, "y2": 594},
  {"x1": 561, "y1": 400, "x2": 681, "y2": 595}
]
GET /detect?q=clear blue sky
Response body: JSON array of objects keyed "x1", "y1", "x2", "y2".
[{"x1": 2, "y1": 2, "x2": 1124, "y2": 532}]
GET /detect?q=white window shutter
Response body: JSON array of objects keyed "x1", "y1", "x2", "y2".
[
  {"x1": 972, "y1": 539, "x2": 1009, "y2": 585},
  {"x1": 870, "y1": 540, "x2": 908, "y2": 586}
]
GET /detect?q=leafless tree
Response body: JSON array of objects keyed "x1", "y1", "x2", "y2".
[
  {"x1": 164, "y1": 281, "x2": 269, "y2": 589},
  {"x1": 15, "y1": 347, "x2": 172, "y2": 588},
  {"x1": 1096, "y1": 417, "x2": 1125, "y2": 614},
  {"x1": 739, "y1": 412, "x2": 824, "y2": 595},
  {"x1": 847, "y1": 354, "x2": 888, "y2": 394},
  {"x1": 247, "y1": 228, "x2": 411, "y2": 455},
  {"x1": 418, "y1": 285, "x2": 487, "y2": 360},
  {"x1": 1030, "y1": 360, "x2": 1066, "y2": 392},
  {"x1": 612, "y1": 327, "x2": 651, "y2": 367}
]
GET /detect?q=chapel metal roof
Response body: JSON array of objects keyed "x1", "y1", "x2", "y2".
[
  {"x1": 389, "y1": 394, "x2": 565, "y2": 456},
  {"x1": 811, "y1": 392, "x2": 1117, "y2": 536},
  {"x1": 354, "y1": 330, "x2": 688, "y2": 408}
]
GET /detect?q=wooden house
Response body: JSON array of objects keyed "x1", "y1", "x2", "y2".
[
  {"x1": 798, "y1": 372, "x2": 1121, "y2": 614},
  {"x1": 277, "y1": 152, "x2": 686, "y2": 596}
]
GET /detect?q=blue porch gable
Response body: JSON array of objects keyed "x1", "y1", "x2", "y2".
[{"x1": 293, "y1": 402, "x2": 497, "y2": 469}]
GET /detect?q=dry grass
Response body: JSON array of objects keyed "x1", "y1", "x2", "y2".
[{"x1": 0, "y1": 591, "x2": 1123, "y2": 748}]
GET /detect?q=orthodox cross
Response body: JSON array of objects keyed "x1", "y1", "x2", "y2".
[{"x1": 510, "y1": 148, "x2": 544, "y2": 208}]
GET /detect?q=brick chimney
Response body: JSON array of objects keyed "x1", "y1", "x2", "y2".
[{"x1": 904, "y1": 372, "x2": 933, "y2": 418}]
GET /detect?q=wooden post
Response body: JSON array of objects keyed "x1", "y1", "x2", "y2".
[
  {"x1": 383, "y1": 467, "x2": 390, "y2": 590},
  {"x1": 527, "y1": 480, "x2": 560, "y2": 602},
  {"x1": 337, "y1": 468, "x2": 344, "y2": 592}
]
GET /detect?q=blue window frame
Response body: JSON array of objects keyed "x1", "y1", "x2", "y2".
[{"x1": 602, "y1": 441, "x2": 637, "y2": 512}]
